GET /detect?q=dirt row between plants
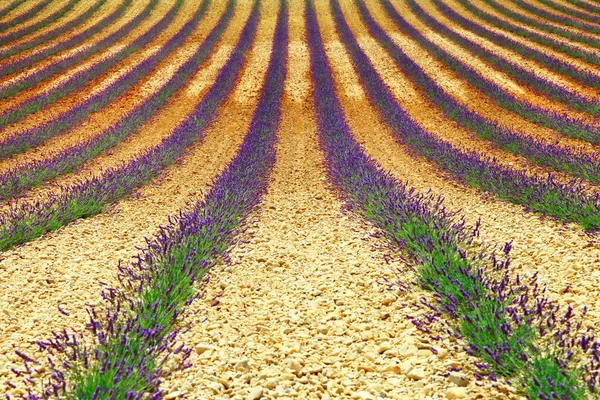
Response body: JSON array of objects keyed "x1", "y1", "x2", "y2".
[
  {"x1": 0, "y1": 0, "x2": 70, "y2": 37},
  {"x1": 0, "y1": 0, "x2": 198, "y2": 176},
  {"x1": 0, "y1": 0, "x2": 141, "y2": 76},
  {"x1": 0, "y1": 0, "x2": 267, "y2": 396}
]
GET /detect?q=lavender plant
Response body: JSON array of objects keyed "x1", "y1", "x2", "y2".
[
  {"x1": 357, "y1": 0, "x2": 600, "y2": 186},
  {"x1": 508, "y1": 0, "x2": 600, "y2": 33},
  {"x1": 0, "y1": 0, "x2": 233, "y2": 201},
  {"x1": 17, "y1": 1, "x2": 288, "y2": 396},
  {"x1": 0, "y1": 0, "x2": 80, "y2": 48},
  {"x1": 0, "y1": 0, "x2": 106, "y2": 61},
  {"x1": 522, "y1": 0, "x2": 600, "y2": 22},
  {"x1": 561, "y1": 0, "x2": 600, "y2": 15},
  {"x1": 0, "y1": 0, "x2": 183, "y2": 159},
  {"x1": 307, "y1": 0, "x2": 597, "y2": 397},
  {"x1": 0, "y1": 0, "x2": 144, "y2": 102},
  {"x1": 0, "y1": 0, "x2": 261, "y2": 253}
]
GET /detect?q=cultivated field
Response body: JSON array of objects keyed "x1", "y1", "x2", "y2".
[{"x1": 1, "y1": 0, "x2": 600, "y2": 398}]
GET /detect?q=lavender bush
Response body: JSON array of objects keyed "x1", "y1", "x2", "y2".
[
  {"x1": 447, "y1": 0, "x2": 600, "y2": 66},
  {"x1": 331, "y1": 0, "x2": 600, "y2": 230},
  {"x1": 15, "y1": 0, "x2": 288, "y2": 397},
  {"x1": 480, "y1": 0, "x2": 600, "y2": 50},
  {"x1": 0, "y1": 0, "x2": 53, "y2": 33},
  {"x1": 358, "y1": 0, "x2": 600, "y2": 186},
  {"x1": 0, "y1": 0, "x2": 27, "y2": 19},
  {"x1": 382, "y1": 0, "x2": 600, "y2": 120}
]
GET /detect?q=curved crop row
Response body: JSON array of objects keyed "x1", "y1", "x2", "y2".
[
  {"x1": 507, "y1": 0, "x2": 600, "y2": 34},
  {"x1": 445, "y1": 0, "x2": 600, "y2": 69},
  {"x1": 18, "y1": 1, "x2": 287, "y2": 397},
  {"x1": 0, "y1": 0, "x2": 183, "y2": 159},
  {"x1": 0, "y1": 0, "x2": 80, "y2": 48},
  {"x1": 479, "y1": 0, "x2": 600, "y2": 50},
  {"x1": 0, "y1": 0, "x2": 145, "y2": 102},
  {"x1": 385, "y1": 0, "x2": 600, "y2": 120},
  {"x1": 362, "y1": 0, "x2": 600, "y2": 186},
  {"x1": 0, "y1": 0, "x2": 106, "y2": 60},
  {"x1": 0, "y1": 0, "x2": 234, "y2": 202},
  {"x1": 333, "y1": 0, "x2": 600, "y2": 230},
  {"x1": 530, "y1": 0, "x2": 600, "y2": 22},
  {"x1": 566, "y1": 0, "x2": 600, "y2": 14},
  {"x1": 0, "y1": 0, "x2": 27, "y2": 20},
  {"x1": 429, "y1": 0, "x2": 600, "y2": 95},
  {"x1": 307, "y1": 0, "x2": 599, "y2": 397},
  {"x1": 0, "y1": 0, "x2": 261, "y2": 254},
  {"x1": 0, "y1": 0, "x2": 52, "y2": 33}
]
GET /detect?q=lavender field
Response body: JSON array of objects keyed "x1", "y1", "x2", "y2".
[{"x1": 1, "y1": 0, "x2": 600, "y2": 398}]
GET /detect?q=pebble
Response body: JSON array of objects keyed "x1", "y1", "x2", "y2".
[
  {"x1": 407, "y1": 367, "x2": 426, "y2": 380},
  {"x1": 246, "y1": 386, "x2": 264, "y2": 400},
  {"x1": 446, "y1": 387, "x2": 468, "y2": 399},
  {"x1": 448, "y1": 372, "x2": 470, "y2": 387}
]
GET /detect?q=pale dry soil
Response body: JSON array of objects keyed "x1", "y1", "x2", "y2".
[
  {"x1": 0, "y1": 0, "x2": 70, "y2": 38},
  {"x1": 160, "y1": 98, "x2": 514, "y2": 400}
]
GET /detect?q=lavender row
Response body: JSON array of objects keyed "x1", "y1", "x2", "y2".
[
  {"x1": 0, "y1": 0, "x2": 27, "y2": 20},
  {"x1": 0, "y1": 0, "x2": 106, "y2": 60},
  {"x1": 447, "y1": 0, "x2": 600, "y2": 70},
  {"x1": 384, "y1": 0, "x2": 600, "y2": 120},
  {"x1": 0, "y1": 0, "x2": 233, "y2": 202},
  {"x1": 0, "y1": 0, "x2": 52, "y2": 33},
  {"x1": 18, "y1": 0, "x2": 286, "y2": 397},
  {"x1": 0, "y1": 0, "x2": 79, "y2": 48},
  {"x1": 534, "y1": 0, "x2": 600, "y2": 21},
  {"x1": 0, "y1": 0, "x2": 260, "y2": 253},
  {"x1": 564, "y1": 0, "x2": 600, "y2": 15},
  {"x1": 0, "y1": 0, "x2": 145, "y2": 102},
  {"x1": 308, "y1": 0, "x2": 597, "y2": 397},
  {"x1": 369, "y1": 0, "x2": 600, "y2": 181},
  {"x1": 0, "y1": 0, "x2": 182, "y2": 159},
  {"x1": 507, "y1": 0, "x2": 600, "y2": 33},
  {"x1": 339, "y1": 0, "x2": 600, "y2": 229},
  {"x1": 430, "y1": 0, "x2": 600, "y2": 97},
  {"x1": 480, "y1": 0, "x2": 600, "y2": 50}
]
